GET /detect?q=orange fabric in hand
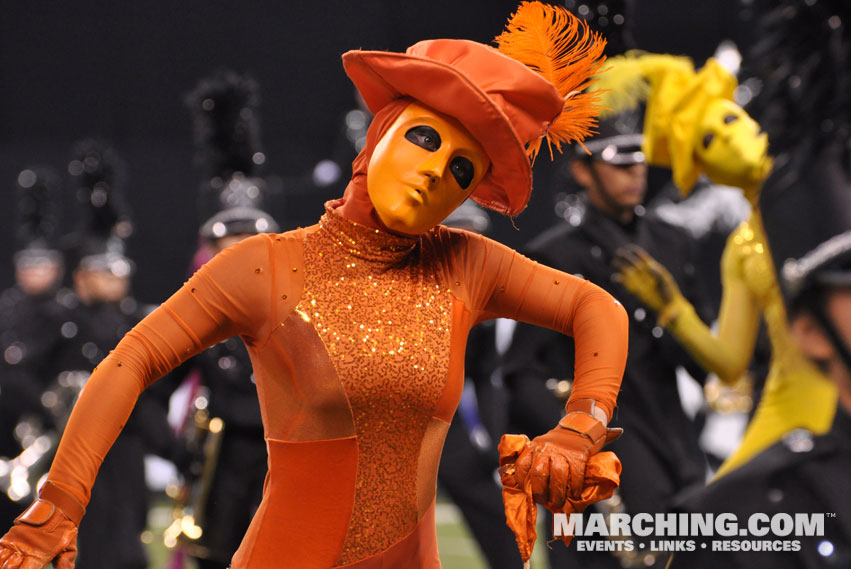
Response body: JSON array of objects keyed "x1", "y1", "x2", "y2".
[{"x1": 498, "y1": 427, "x2": 621, "y2": 562}]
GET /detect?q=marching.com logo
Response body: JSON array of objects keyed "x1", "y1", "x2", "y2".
[{"x1": 554, "y1": 512, "x2": 829, "y2": 552}]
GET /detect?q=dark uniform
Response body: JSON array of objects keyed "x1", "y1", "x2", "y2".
[
  {"x1": 0, "y1": 287, "x2": 71, "y2": 528},
  {"x1": 58, "y1": 296, "x2": 173, "y2": 569},
  {"x1": 161, "y1": 336, "x2": 267, "y2": 568},
  {"x1": 437, "y1": 318, "x2": 523, "y2": 569},
  {"x1": 670, "y1": 408, "x2": 851, "y2": 568},
  {"x1": 164, "y1": 69, "x2": 279, "y2": 569},
  {"x1": 503, "y1": 197, "x2": 710, "y2": 568}
]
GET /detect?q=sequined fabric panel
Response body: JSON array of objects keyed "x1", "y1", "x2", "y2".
[{"x1": 300, "y1": 206, "x2": 452, "y2": 564}]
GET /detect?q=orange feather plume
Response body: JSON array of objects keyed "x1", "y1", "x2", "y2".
[{"x1": 495, "y1": 1, "x2": 607, "y2": 162}]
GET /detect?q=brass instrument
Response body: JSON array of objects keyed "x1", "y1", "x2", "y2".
[
  {"x1": 163, "y1": 386, "x2": 226, "y2": 559},
  {"x1": 594, "y1": 490, "x2": 661, "y2": 568},
  {"x1": 0, "y1": 370, "x2": 88, "y2": 504}
]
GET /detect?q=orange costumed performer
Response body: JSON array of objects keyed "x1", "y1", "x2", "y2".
[{"x1": 0, "y1": 3, "x2": 628, "y2": 568}]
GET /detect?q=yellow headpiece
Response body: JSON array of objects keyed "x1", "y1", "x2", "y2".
[
  {"x1": 591, "y1": 53, "x2": 770, "y2": 194},
  {"x1": 644, "y1": 58, "x2": 736, "y2": 192}
]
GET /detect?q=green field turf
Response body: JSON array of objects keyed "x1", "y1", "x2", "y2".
[{"x1": 144, "y1": 493, "x2": 549, "y2": 568}]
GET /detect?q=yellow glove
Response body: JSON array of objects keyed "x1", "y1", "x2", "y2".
[
  {"x1": 613, "y1": 240, "x2": 759, "y2": 384},
  {"x1": 612, "y1": 244, "x2": 688, "y2": 325}
]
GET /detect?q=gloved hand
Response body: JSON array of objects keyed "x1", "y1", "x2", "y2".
[
  {"x1": 498, "y1": 400, "x2": 622, "y2": 563},
  {"x1": 510, "y1": 402, "x2": 621, "y2": 511},
  {"x1": 0, "y1": 481, "x2": 84, "y2": 569},
  {"x1": 612, "y1": 244, "x2": 688, "y2": 324}
]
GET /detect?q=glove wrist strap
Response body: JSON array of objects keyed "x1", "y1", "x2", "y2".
[
  {"x1": 558, "y1": 411, "x2": 608, "y2": 445},
  {"x1": 565, "y1": 398, "x2": 609, "y2": 424},
  {"x1": 37, "y1": 481, "x2": 85, "y2": 526},
  {"x1": 562, "y1": 399, "x2": 623, "y2": 451}
]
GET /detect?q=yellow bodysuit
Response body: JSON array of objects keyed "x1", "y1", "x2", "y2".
[
  {"x1": 667, "y1": 211, "x2": 837, "y2": 476},
  {"x1": 603, "y1": 51, "x2": 836, "y2": 477}
]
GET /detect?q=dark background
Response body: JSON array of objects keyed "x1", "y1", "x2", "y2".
[{"x1": 0, "y1": 0, "x2": 745, "y2": 304}]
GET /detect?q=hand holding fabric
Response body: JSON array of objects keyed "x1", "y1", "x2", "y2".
[
  {"x1": 0, "y1": 482, "x2": 83, "y2": 569},
  {"x1": 498, "y1": 404, "x2": 622, "y2": 564}
]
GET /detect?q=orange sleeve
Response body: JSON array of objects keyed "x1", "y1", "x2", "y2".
[
  {"x1": 47, "y1": 233, "x2": 280, "y2": 505},
  {"x1": 440, "y1": 229, "x2": 628, "y2": 419}
]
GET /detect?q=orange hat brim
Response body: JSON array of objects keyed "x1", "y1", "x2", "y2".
[{"x1": 342, "y1": 49, "x2": 533, "y2": 216}]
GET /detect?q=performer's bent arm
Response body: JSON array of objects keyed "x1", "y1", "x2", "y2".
[
  {"x1": 41, "y1": 234, "x2": 276, "y2": 506},
  {"x1": 450, "y1": 229, "x2": 628, "y2": 421},
  {"x1": 664, "y1": 238, "x2": 760, "y2": 382},
  {"x1": 445, "y1": 229, "x2": 627, "y2": 563}
]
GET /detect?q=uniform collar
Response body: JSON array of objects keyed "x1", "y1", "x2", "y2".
[{"x1": 583, "y1": 197, "x2": 643, "y2": 234}]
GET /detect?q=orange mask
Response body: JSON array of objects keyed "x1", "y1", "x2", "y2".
[
  {"x1": 366, "y1": 102, "x2": 491, "y2": 235},
  {"x1": 695, "y1": 98, "x2": 772, "y2": 194}
]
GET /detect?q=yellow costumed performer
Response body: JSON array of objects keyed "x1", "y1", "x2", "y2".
[{"x1": 603, "y1": 53, "x2": 837, "y2": 477}]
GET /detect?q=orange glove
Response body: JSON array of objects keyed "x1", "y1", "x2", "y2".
[
  {"x1": 0, "y1": 481, "x2": 84, "y2": 569},
  {"x1": 498, "y1": 399, "x2": 622, "y2": 563},
  {"x1": 515, "y1": 401, "x2": 621, "y2": 509}
]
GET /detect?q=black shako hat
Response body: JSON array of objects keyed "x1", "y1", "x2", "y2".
[
  {"x1": 761, "y1": 144, "x2": 851, "y2": 307},
  {"x1": 186, "y1": 69, "x2": 279, "y2": 240},
  {"x1": 13, "y1": 166, "x2": 63, "y2": 268},
  {"x1": 575, "y1": 107, "x2": 645, "y2": 165},
  {"x1": 66, "y1": 139, "x2": 135, "y2": 277}
]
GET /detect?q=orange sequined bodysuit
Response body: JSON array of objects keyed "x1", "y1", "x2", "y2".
[{"x1": 46, "y1": 200, "x2": 627, "y2": 569}]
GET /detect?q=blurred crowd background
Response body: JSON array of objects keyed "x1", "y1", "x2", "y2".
[{"x1": 0, "y1": 0, "x2": 746, "y2": 303}]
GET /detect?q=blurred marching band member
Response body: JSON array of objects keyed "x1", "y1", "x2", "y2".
[
  {"x1": 0, "y1": 168, "x2": 67, "y2": 529},
  {"x1": 157, "y1": 69, "x2": 280, "y2": 569},
  {"x1": 53, "y1": 140, "x2": 172, "y2": 569}
]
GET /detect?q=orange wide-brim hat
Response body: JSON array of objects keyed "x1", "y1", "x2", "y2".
[{"x1": 342, "y1": 39, "x2": 565, "y2": 216}]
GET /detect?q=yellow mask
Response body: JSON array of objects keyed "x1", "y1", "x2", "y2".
[
  {"x1": 695, "y1": 98, "x2": 772, "y2": 192},
  {"x1": 367, "y1": 102, "x2": 491, "y2": 235}
]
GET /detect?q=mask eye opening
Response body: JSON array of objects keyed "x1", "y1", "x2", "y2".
[
  {"x1": 450, "y1": 156, "x2": 475, "y2": 190},
  {"x1": 702, "y1": 133, "x2": 714, "y2": 148},
  {"x1": 405, "y1": 126, "x2": 442, "y2": 152},
  {"x1": 723, "y1": 114, "x2": 738, "y2": 125}
]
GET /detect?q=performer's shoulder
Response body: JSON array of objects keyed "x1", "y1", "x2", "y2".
[{"x1": 268, "y1": 223, "x2": 320, "y2": 243}]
